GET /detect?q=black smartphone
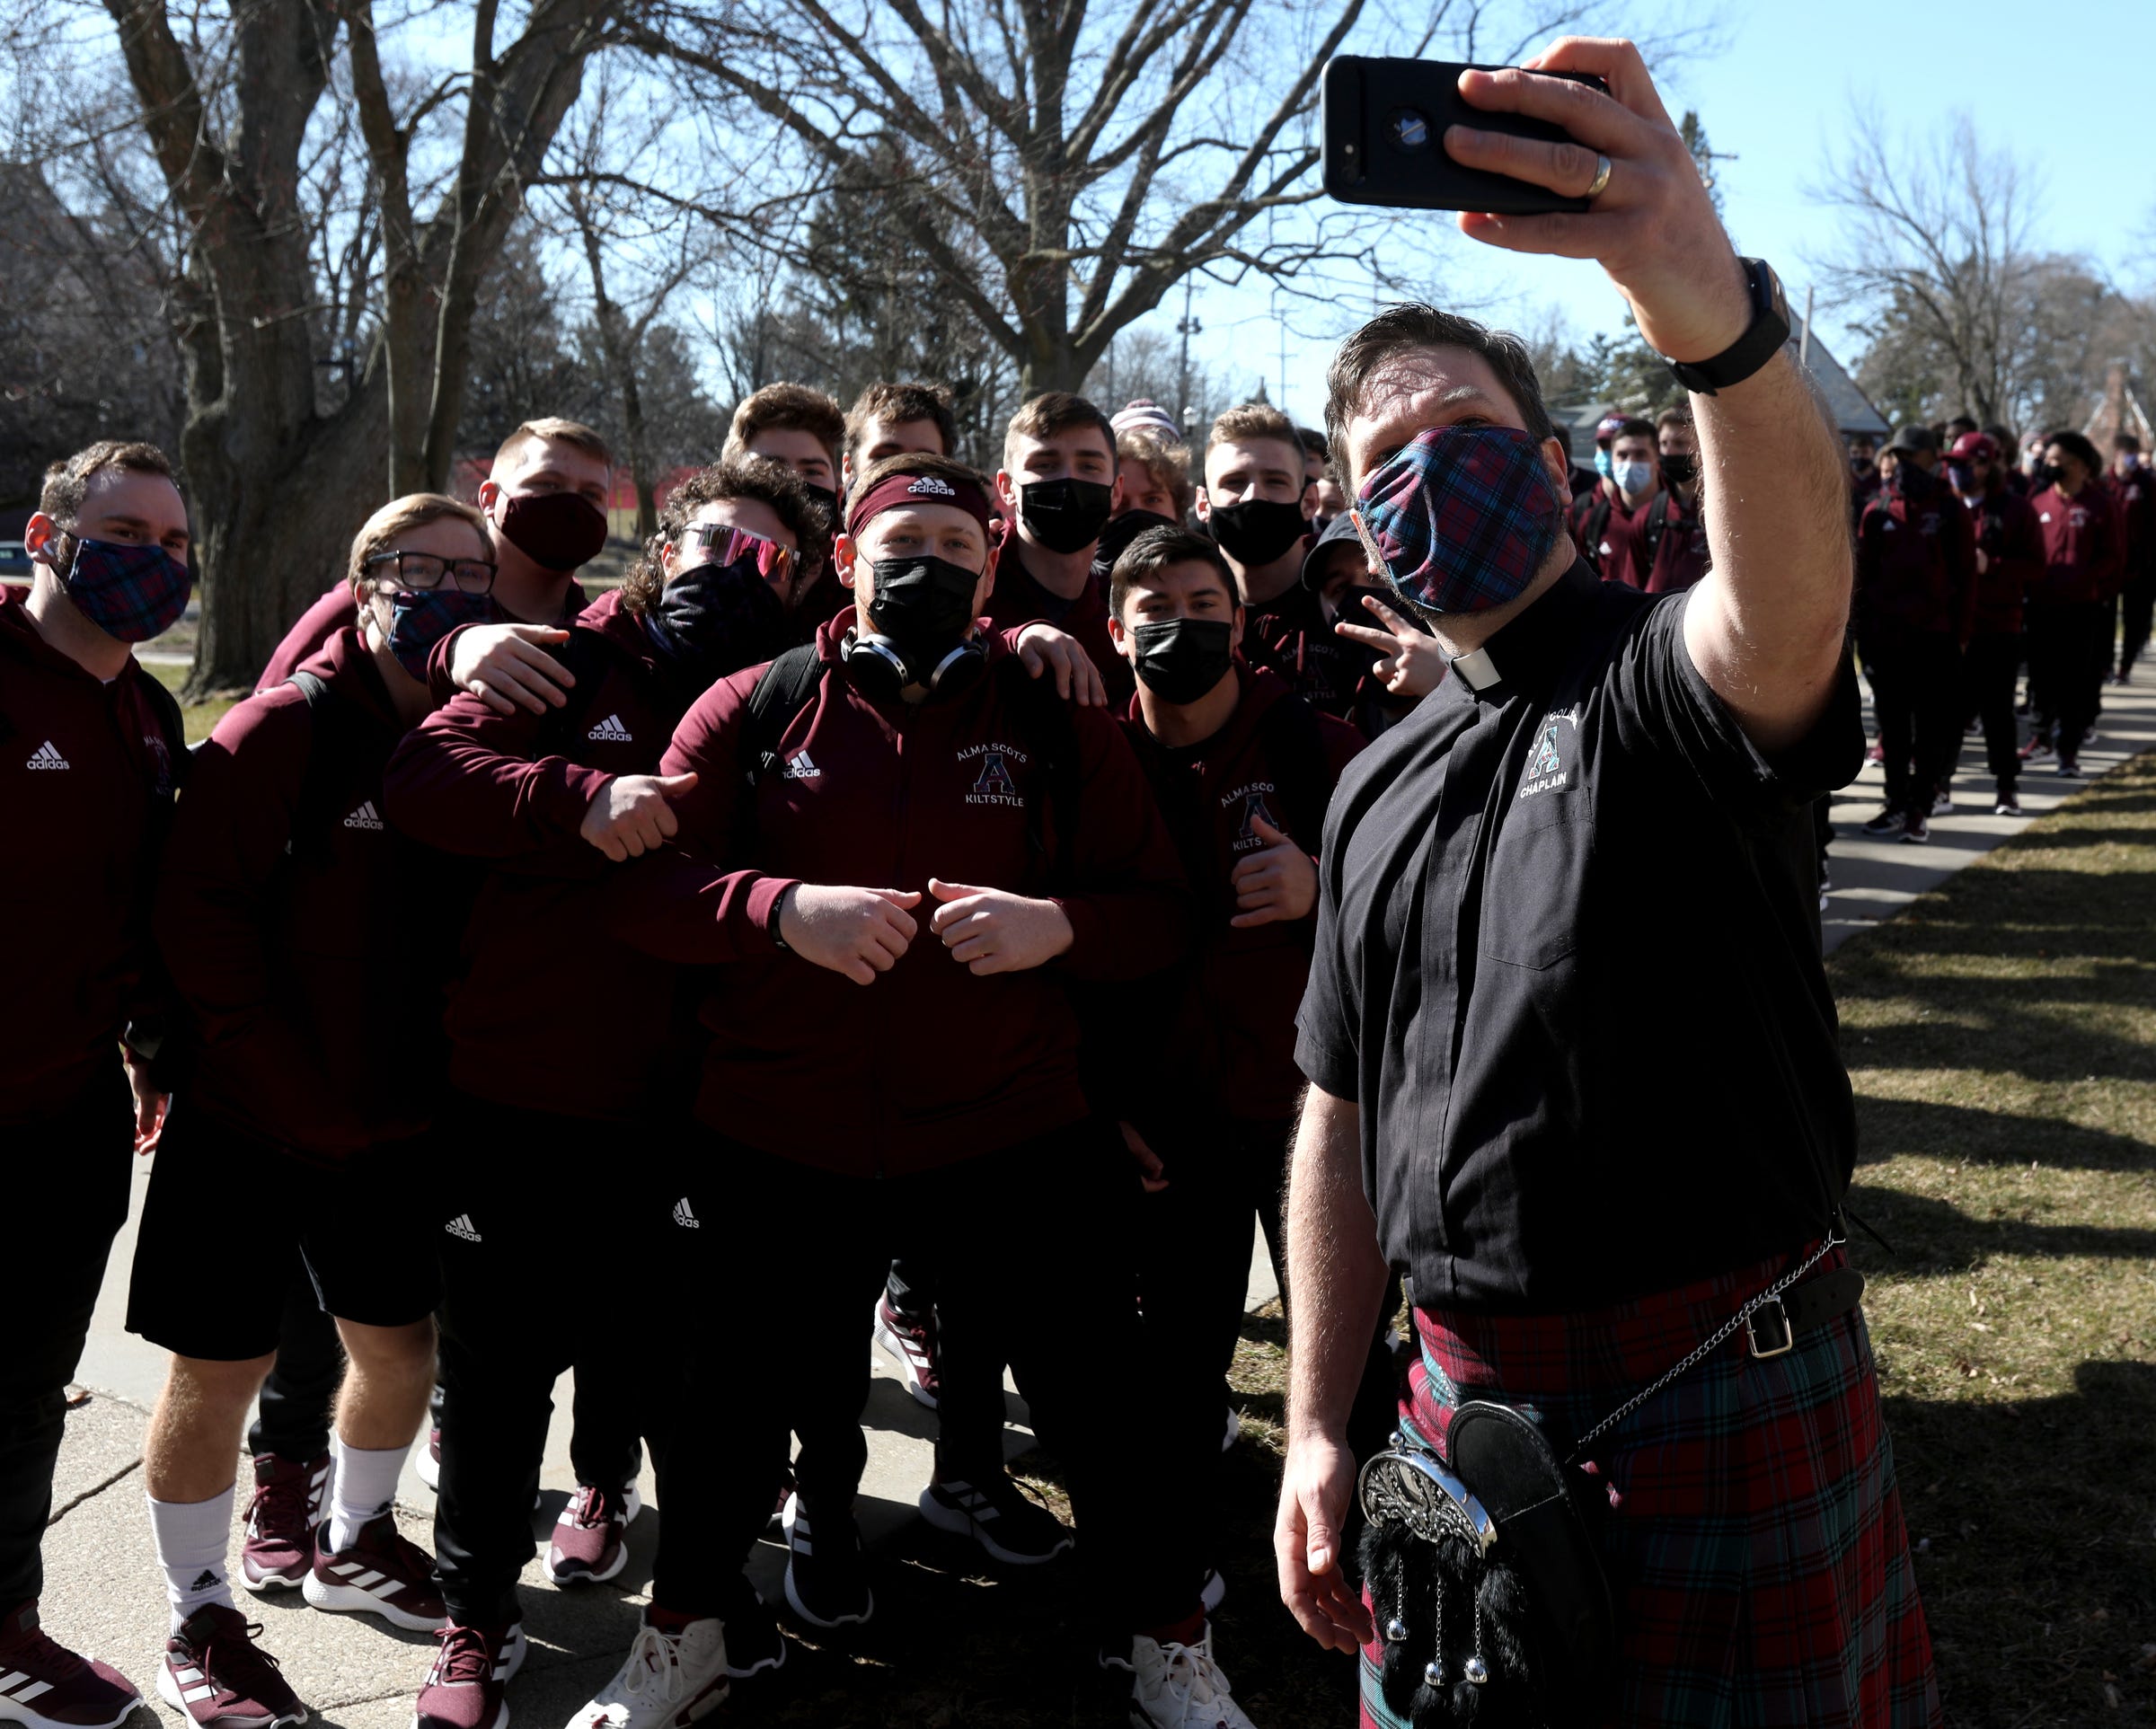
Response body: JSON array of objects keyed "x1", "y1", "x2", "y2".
[{"x1": 1321, "y1": 57, "x2": 1610, "y2": 214}]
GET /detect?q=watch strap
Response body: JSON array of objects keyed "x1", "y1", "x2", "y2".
[{"x1": 1666, "y1": 258, "x2": 1789, "y2": 397}]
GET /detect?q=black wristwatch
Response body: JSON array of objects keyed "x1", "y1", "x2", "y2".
[{"x1": 1664, "y1": 258, "x2": 1789, "y2": 397}]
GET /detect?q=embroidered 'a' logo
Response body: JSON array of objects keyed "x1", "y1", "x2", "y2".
[
  {"x1": 972, "y1": 752, "x2": 1015, "y2": 798},
  {"x1": 1239, "y1": 791, "x2": 1277, "y2": 842},
  {"x1": 1528, "y1": 720, "x2": 1562, "y2": 780}
]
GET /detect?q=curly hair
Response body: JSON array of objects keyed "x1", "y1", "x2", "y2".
[{"x1": 619, "y1": 456, "x2": 827, "y2": 616}]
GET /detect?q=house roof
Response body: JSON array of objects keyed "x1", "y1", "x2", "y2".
[{"x1": 1550, "y1": 331, "x2": 1891, "y2": 444}]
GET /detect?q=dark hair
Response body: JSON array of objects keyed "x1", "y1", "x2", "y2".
[
  {"x1": 1982, "y1": 423, "x2": 2018, "y2": 460},
  {"x1": 620, "y1": 456, "x2": 827, "y2": 616},
  {"x1": 1324, "y1": 305, "x2": 1555, "y2": 490},
  {"x1": 2044, "y1": 429, "x2": 2102, "y2": 476},
  {"x1": 844, "y1": 382, "x2": 958, "y2": 466},
  {"x1": 1109, "y1": 525, "x2": 1236, "y2": 620},
  {"x1": 1004, "y1": 391, "x2": 1117, "y2": 472},
  {"x1": 1656, "y1": 406, "x2": 1695, "y2": 435},
  {"x1": 725, "y1": 383, "x2": 845, "y2": 469},
  {"x1": 2115, "y1": 431, "x2": 2143, "y2": 454},
  {"x1": 40, "y1": 439, "x2": 175, "y2": 526},
  {"x1": 1945, "y1": 414, "x2": 1978, "y2": 437},
  {"x1": 1296, "y1": 426, "x2": 1330, "y2": 460},
  {"x1": 1613, "y1": 416, "x2": 1657, "y2": 444}
]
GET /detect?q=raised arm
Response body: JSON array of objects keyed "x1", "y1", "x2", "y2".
[{"x1": 1445, "y1": 39, "x2": 1851, "y2": 750}]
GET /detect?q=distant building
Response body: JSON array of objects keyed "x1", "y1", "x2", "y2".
[
  {"x1": 1550, "y1": 328, "x2": 1890, "y2": 445},
  {"x1": 2084, "y1": 363, "x2": 2154, "y2": 451}
]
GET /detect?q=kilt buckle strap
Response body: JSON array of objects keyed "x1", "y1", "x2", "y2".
[{"x1": 1745, "y1": 1295, "x2": 1795, "y2": 1359}]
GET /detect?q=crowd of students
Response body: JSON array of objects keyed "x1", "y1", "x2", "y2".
[
  {"x1": 2, "y1": 382, "x2": 1440, "y2": 1729},
  {"x1": 8, "y1": 346, "x2": 2144, "y2": 1729}
]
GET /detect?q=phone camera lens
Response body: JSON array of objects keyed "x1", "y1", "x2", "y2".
[{"x1": 1385, "y1": 108, "x2": 1430, "y2": 151}]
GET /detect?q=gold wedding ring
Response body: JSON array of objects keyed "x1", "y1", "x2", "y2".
[{"x1": 1585, "y1": 154, "x2": 1613, "y2": 202}]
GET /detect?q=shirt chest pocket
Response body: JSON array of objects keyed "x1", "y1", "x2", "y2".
[{"x1": 1476, "y1": 795, "x2": 1591, "y2": 971}]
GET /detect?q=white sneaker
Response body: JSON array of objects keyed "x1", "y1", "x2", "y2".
[
  {"x1": 565, "y1": 1620, "x2": 729, "y2": 1729},
  {"x1": 1220, "y1": 1408, "x2": 1241, "y2": 1454},
  {"x1": 1123, "y1": 1629, "x2": 1257, "y2": 1729}
]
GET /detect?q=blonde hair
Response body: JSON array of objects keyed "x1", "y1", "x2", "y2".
[
  {"x1": 1206, "y1": 401, "x2": 1300, "y2": 457},
  {"x1": 493, "y1": 417, "x2": 613, "y2": 474},
  {"x1": 347, "y1": 494, "x2": 490, "y2": 601},
  {"x1": 1116, "y1": 430, "x2": 1194, "y2": 520}
]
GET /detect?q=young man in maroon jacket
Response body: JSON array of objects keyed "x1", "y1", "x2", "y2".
[
  {"x1": 1638, "y1": 405, "x2": 1713, "y2": 594},
  {"x1": 2024, "y1": 431, "x2": 2126, "y2": 778},
  {"x1": 604, "y1": 452, "x2": 1263, "y2": 1728},
  {"x1": 1, "y1": 441, "x2": 190, "y2": 1729},
  {"x1": 1569, "y1": 415, "x2": 1660, "y2": 579},
  {"x1": 2109, "y1": 434, "x2": 2154, "y2": 682},
  {"x1": 1948, "y1": 433, "x2": 2044, "y2": 815},
  {"x1": 1855, "y1": 426, "x2": 1978, "y2": 842},
  {"x1": 987, "y1": 391, "x2": 1134, "y2": 705},
  {"x1": 1097, "y1": 524, "x2": 1365, "y2": 1580},
  {"x1": 128, "y1": 494, "x2": 492, "y2": 1729},
  {"x1": 258, "y1": 419, "x2": 612, "y2": 702}
]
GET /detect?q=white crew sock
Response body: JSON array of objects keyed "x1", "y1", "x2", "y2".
[
  {"x1": 149, "y1": 1486, "x2": 236, "y2": 1632},
  {"x1": 327, "y1": 1435, "x2": 407, "y2": 1553}
]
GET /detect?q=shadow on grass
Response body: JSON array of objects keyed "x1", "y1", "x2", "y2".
[
  {"x1": 1854, "y1": 1097, "x2": 2155, "y2": 1173},
  {"x1": 1885, "y1": 1358, "x2": 2156, "y2": 1729},
  {"x1": 1848, "y1": 1183, "x2": 2156, "y2": 1268}
]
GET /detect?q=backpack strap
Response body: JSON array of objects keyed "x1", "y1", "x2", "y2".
[
  {"x1": 1254, "y1": 691, "x2": 1333, "y2": 852},
  {"x1": 1582, "y1": 495, "x2": 1613, "y2": 569},
  {"x1": 731, "y1": 642, "x2": 826, "y2": 859}
]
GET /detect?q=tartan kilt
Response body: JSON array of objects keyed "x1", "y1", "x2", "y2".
[{"x1": 1358, "y1": 1242, "x2": 1941, "y2": 1729}]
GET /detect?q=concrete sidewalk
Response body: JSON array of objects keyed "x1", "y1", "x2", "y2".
[{"x1": 49, "y1": 664, "x2": 2155, "y2": 1727}]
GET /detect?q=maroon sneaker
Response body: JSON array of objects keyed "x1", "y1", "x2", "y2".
[
  {"x1": 414, "y1": 1623, "x2": 524, "y2": 1729},
  {"x1": 239, "y1": 1453, "x2": 327, "y2": 1592},
  {"x1": 300, "y1": 1515, "x2": 446, "y2": 1631},
  {"x1": 871, "y1": 1296, "x2": 940, "y2": 1409},
  {"x1": 546, "y1": 1485, "x2": 641, "y2": 1586},
  {"x1": 0, "y1": 1601, "x2": 139, "y2": 1729},
  {"x1": 157, "y1": 1603, "x2": 305, "y2": 1729}
]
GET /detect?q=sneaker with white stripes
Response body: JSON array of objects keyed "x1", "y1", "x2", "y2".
[
  {"x1": 0, "y1": 1600, "x2": 139, "y2": 1729},
  {"x1": 917, "y1": 1477, "x2": 1072, "y2": 1566},
  {"x1": 547, "y1": 1484, "x2": 641, "y2": 1586},
  {"x1": 778, "y1": 1495, "x2": 872, "y2": 1629},
  {"x1": 300, "y1": 1514, "x2": 446, "y2": 1631},
  {"x1": 157, "y1": 1604, "x2": 306, "y2": 1728},
  {"x1": 870, "y1": 1295, "x2": 940, "y2": 1409},
  {"x1": 565, "y1": 1618, "x2": 728, "y2": 1729},
  {"x1": 413, "y1": 1622, "x2": 523, "y2": 1729},
  {"x1": 239, "y1": 1453, "x2": 328, "y2": 1592}
]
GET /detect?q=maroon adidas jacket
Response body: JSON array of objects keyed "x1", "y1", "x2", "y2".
[
  {"x1": 1112, "y1": 666, "x2": 1363, "y2": 1126},
  {"x1": 984, "y1": 551, "x2": 1135, "y2": 708},
  {"x1": 2029, "y1": 483, "x2": 2127, "y2": 606},
  {"x1": 0, "y1": 587, "x2": 185, "y2": 1120},
  {"x1": 1855, "y1": 477, "x2": 1980, "y2": 641},
  {"x1": 1241, "y1": 572, "x2": 1383, "y2": 732},
  {"x1": 605, "y1": 617, "x2": 1191, "y2": 1176},
  {"x1": 1966, "y1": 487, "x2": 2044, "y2": 637},
  {"x1": 155, "y1": 628, "x2": 455, "y2": 1160},
  {"x1": 2107, "y1": 468, "x2": 2156, "y2": 582},
  {"x1": 384, "y1": 588, "x2": 690, "y2": 1122}
]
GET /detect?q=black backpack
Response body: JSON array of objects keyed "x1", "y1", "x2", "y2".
[{"x1": 737, "y1": 647, "x2": 1084, "y2": 889}]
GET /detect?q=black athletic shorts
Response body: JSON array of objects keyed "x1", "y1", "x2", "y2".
[{"x1": 126, "y1": 1098, "x2": 442, "y2": 1362}]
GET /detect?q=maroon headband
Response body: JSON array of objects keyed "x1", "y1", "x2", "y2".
[{"x1": 846, "y1": 467, "x2": 1002, "y2": 542}]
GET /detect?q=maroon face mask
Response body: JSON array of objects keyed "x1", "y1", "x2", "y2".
[{"x1": 498, "y1": 490, "x2": 608, "y2": 572}]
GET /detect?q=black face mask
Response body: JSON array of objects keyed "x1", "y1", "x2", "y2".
[
  {"x1": 861, "y1": 553, "x2": 983, "y2": 689},
  {"x1": 2032, "y1": 463, "x2": 2061, "y2": 490},
  {"x1": 646, "y1": 553, "x2": 790, "y2": 695},
  {"x1": 1020, "y1": 478, "x2": 1114, "y2": 555},
  {"x1": 1130, "y1": 617, "x2": 1234, "y2": 704},
  {"x1": 1207, "y1": 497, "x2": 1308, "y2": 568},
  {"x1": 1660, "y1": 452, "x2": 1698, "y2": 486},
  {"x1": 1851, "y1": 455, "x2": 1876, "y2": 477},
  {"x1": 803, "y1": 482, "x2": 841, "y2": 525},
  {"x1": 1893, "y1": 461, "x2": 1935, "y2": 498},
  {"x1": 1091, "y1": 508, "x2": 1180, "y2": 579}
]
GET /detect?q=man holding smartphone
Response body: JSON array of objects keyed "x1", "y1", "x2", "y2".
[{"x1": 1276, "y1": 39, "x2": 1940, "y2": 1729}]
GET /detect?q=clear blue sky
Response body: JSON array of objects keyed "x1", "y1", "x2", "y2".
[{"x1": 1190, "y1": 0, "x2": 2156, "y2": 428}]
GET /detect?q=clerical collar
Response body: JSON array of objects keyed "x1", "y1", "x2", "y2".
[{"x1": 1448, "y1": 647, "x2": 1502, "y2": 691}]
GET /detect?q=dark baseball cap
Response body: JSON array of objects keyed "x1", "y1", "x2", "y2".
[{"x1": 1886, "y1": 424, "x2": 1939, "y2": 457}]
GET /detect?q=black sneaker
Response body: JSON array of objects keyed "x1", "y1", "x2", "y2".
[
  {"x1": 716, "y1": 1574, "x2": 786, "y2": 1679},
  {"x1": 1994, "y1": 785, "x2": 2022, "y2": 816},
  {"x1": 2057, "y1": 755, "x2": 2083, "y2": 779},
  {"x1": 1901, "y1": 811, "x2": 1930, "y2": 845},
  {"x1": 918, "y1": 1476, "x2": 1074, "y2": 1566},
  {"x1": 1860, "y1": 807, "x2": 1902, "y2": 836},
  {"x1": 779, "y1": 1495, "x2": 872, "y2": 1629}
]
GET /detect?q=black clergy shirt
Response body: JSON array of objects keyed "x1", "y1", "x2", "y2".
[{"x1": 1294, "y1": 560, "x2": 1864, "y2": 1311}]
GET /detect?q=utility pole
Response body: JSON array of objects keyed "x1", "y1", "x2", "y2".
[{"x1": 1177, "y1": 278, "x2": 1201, "y2": 428}]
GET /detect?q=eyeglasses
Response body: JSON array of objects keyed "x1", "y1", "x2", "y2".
[
  {"x1": 364, "y1": 550, "x2": 498, "y2": 594},
  {"x1": 685, "y1": 522, "x2": 793, "y2": 585}
]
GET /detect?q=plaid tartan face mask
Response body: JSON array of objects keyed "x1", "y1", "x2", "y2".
[
  {"x1": 1350, "y1": 425, "x2": 1565, "y2": 618},
  {"x1": 59, "y1": 536, "x2": 193, "y2": 643}
]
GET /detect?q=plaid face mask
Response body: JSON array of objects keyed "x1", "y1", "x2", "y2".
[
  {"x1": 60, "y1": 536, "x2": 193, "y2": 643},
  {"x1": 1349, "y1": 425, "x2": 1565, "y2": 618}
]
